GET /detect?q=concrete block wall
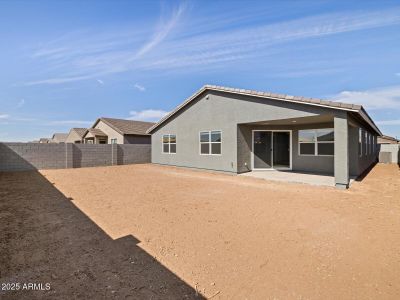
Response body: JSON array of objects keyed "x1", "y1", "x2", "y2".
[
  {"x1": 73, "y1": 144, "x2": 113, "y2": 168},
  {"x1": 0, "y1": 143, "x2": 151, "y2": 171},
  {"x1": 0, "y1": 143, "x2": 66, "y2": 171},
  {"x1": 118, "y1": 144, "x2": 151, "y2": 165},
  {"x1": 380, "y1": 144, "x2": 399, "y2": 164}
]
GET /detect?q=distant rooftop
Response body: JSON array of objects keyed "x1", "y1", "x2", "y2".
[{"x1": 95, "y1": 117, "x2": 155, "y2": 135}]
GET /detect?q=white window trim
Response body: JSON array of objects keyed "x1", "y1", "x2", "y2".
[
  {"x1": 298, "y1": 128, "x2": 334, "y2": 157},
  {"x1": 364, "y1": 131, "x2": 368, "y2": 156},
  {"x1": 199, "y1": 130, "x2": 222, "y2": 156},
  {"x1": 162, "y1": 134, "x2": 176, "y2": 154}
]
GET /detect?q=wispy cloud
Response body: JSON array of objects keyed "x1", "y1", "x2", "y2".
[
  {"x1": 133, "y1": 83, "x2": 145, "y2": 92},
  {"x1": 134, "y1": 2, "x2": 186, "y2": 58},
  {"x1": 0, "y1": 114, "x2": 9, "y2": 119},
  {"x1": 376, "y1": 119, "x2": 400, "y2": 125},
  {"x1": 129, "y1": 109, "x2": 169, "y2": 121},
  {"x1": 97, "y1": 79, "x2": 104, "y2": 85},
  {"x1": 24, "y1": 6, "x2": 400, "y2": 85},
  {"x1": 16, "y1": 99, "x2": 25, "y2": 108},
  {"x1": 25, "y1": 74, "x2": 96, "y2": 86},
  {"x1": 12, "y1": 117, "x2": 36, "y2": 122},
  {"x1": 48, "y1": 120, "x2": 92, "y2": 125},
  {"x1": 396, "y1": 73, "x2": 400, "y2": 77},
  {"x1": 332, "y1": 85, "x2": 400, "y2": 110}
]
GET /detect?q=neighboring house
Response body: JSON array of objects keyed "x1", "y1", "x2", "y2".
[
  {"x1": 51, "y1": 133, "x2": 68, "y2": 143},
  {"x1": 39, "y1": 138, "x2": 50, "y2": 143},
  {"x1": 65, "y1": 128, "x2": 87, "y2": 144},
  {"x1": 378, "y1": 135, "x2": 399, "y2": 144},
  {"x1": 83, "y1": 117, "x2": 154, "y2": 144},
  {"x1": 148, "y1": 85, "x2": 382, "y2": 189}
]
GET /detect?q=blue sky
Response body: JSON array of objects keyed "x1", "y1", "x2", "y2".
[{"x1": 1, "y1": 0, "x2": 400, "y2": 141}]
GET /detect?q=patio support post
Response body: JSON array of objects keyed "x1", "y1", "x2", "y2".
[{"x1": 334, "y1": 113, "x2": 349, "y2": 189}]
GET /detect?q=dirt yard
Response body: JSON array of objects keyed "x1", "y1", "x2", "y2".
[{"x1": 1, "y1": 163, "x2": 399, "y2": 299}]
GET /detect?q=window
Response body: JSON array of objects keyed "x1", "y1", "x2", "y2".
[
  {"x1": 162, "y1": 134, "x2": 176, "y2": 154},
  {"x1": 110, "y1": 138, "x2": 117, "y2": 144},
  {"x1": 370, "y1": 134, "x2": 373, "y2": 154},
  {"x1": 299, "y1": 128, "x2": 334, "y2": 156},
  {"x1": 372, "y1": 135, "x2": 375, "y2": 153},
  {"x1": 359, "y1": 128, "x2": 363, "y2": 157},
  {"x1": 368, "y1": 133, "x2": 371, "y2": 155},
  {"x1": 364, "y1": 131, "x2": 368, "y2": 156},
  {"x1": 200, "y1": 131, "x2": 221, "y2": 155}
]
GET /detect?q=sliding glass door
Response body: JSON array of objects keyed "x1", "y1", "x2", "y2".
[{"x1": 252, "y1": 131, "x2": 291, "y2": 170}]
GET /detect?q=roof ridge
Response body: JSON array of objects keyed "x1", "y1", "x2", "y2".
[
  {"x1": 206, "y1": 84, "x2": 361, "y2": 109},
  {"x1": 147, "y1": 85, "x2": 381, "y2": 135}
]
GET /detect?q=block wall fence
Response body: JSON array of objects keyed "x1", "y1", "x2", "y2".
[
  {"x1": 379, "y1": 144, "x2": 399, "y2": 164},
  {"x1": 0, "y1": 143, "x2": 151, "y2": 171}
]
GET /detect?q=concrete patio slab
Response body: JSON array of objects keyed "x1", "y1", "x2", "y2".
[{"x1": 240, "y1": 170, "x2": 355, "y2": 187}]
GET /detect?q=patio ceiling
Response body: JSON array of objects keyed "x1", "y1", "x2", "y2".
[{"x1": 241, "y1": 115, "x2": 334, "y2": 126}]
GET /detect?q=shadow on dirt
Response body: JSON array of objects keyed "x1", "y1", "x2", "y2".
[{"x1": 0, "y1": 169, "x2": 202, "y2": 299}]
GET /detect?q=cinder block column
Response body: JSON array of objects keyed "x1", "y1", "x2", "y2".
[
  {"x1": 65, "y1": 143, "x2": 74, "y2": 169},
  {"x1": 111, "y1": 144, "x2": 118, "y2": 165},
  {"x1": 334, "y1": 114, "x2": 349, "y2": 189}
]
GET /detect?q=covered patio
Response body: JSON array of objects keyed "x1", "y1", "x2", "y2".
[
  {"x1": 83, "y1": 128, "x2": 108, "y2": 144},
  {"x1": 240, "y1": 169, "x2": 356, "y2": 187},
  {"x1": 237, "y1": 113, "x2": 358, "y2": 189}
]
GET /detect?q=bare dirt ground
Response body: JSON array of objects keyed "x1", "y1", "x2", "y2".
[{"x1": 1, "y1": 163, "x2": 399, "y2": 299}]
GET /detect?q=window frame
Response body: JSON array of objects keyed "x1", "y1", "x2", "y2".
[
  {"x1": 162, "y1": 134, "x2": 176, "y2": 154},
  {"x1": 110, "y1": 138, "x2": 117, "y2": 144},
  {"x1": 199, "y1": 130, "x2": 222, "y2": 156},
  {"x1": 298, "y1": 128, "x2": 334, "y2": 157},
  {"x1": 368, "y1": 133, "x2": 371, "y2": 155},
  {"x1": 359, "y1": 128, "x2": 363, "y2": 157}
]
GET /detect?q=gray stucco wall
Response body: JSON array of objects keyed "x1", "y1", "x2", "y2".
[
  {"x1": 151, "y1": 90, "x2": 361, "y2": 174},
  {"x1": 351, "y1": 120, "x2": 380, "y2": 175},
  {"x1": 0, "y1": 143, "x2": 151, "y2": 171}
]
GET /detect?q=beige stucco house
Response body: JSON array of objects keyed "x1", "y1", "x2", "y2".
[
  {"x1": 50, "y1": 133, "x2": 68, "y2": 143},
  {"x1": 378, "y1": 135, "x2": 399, "y2": 144},
  {"x1": 39, "y1": 138, "x2": 50, "y2": 143},
  {"x1": 65, "y1": 128, "x2": 87, "y2": 144},
  {"x1": 83, "y1": 117, "x2": 154, "y2": 144}
]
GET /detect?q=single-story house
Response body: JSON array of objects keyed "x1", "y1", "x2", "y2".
[
  {"x1": 147, "y1": 85, "x2": 382, "y2": 189},
  {"x1": 378, "y1": 135, "x2": 399, "y2": 144},
  {"x1": 39, "y1": 138, "x2": 50, "y2": 143},
  {"x1": 65, "y1": 128, "x2": 87, "y2": 144},
  {"x1": 51, "y1": 133, "x2": 68, "y2": 143},
  {"x1": 83, "y1": 117, "x2": 155, "y2": 144}
]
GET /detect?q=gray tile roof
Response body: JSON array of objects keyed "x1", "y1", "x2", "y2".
[
  {"x1": 71, "y1": 128, "x2": 87, "y2": 138},
  {"x1": 99, "y1": 117, "x2": 155, "y2": 135},
  {"x1": 147, "y1": 85, "x2": 381, "y2": 135}
]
